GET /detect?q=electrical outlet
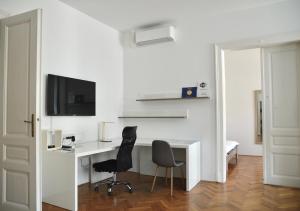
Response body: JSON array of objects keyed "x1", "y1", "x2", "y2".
[{"x1": 80, "y1": 157, "x2": 90, "y2": 168}]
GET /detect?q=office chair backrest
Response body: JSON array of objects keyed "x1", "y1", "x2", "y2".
[
  {"x1": 116, "y1": 126, "x2": 137, "y2": 172},
  {"x1": 152, "y1": 140, "x2": 176, "y2": 167}
]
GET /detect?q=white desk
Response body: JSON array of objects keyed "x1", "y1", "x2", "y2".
[{"x1": 42, "y1": 138, "x2": 201, "y2": 211}]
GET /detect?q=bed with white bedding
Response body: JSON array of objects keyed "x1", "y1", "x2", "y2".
[{"x1": 226, "y1": 140, "x2": 239, "y2": 171}]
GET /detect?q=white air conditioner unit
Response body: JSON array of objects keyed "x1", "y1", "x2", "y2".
[{"x1": 135, "y1": 25, "x2": 176, "y2": 46}]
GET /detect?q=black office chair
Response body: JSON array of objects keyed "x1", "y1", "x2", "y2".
[{"x1": 93, "y1": 126, "x2": 137, "y2": 195}]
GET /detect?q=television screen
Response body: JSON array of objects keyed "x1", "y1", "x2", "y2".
[{"x1": 47, "y1": 74, "x2": 95, "y2": 116}]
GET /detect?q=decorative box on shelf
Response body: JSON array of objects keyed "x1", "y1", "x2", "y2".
[{"x1": 181, "y1": 87, "x2": 197, "y2": 98}]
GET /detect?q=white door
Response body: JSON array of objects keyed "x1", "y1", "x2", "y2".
[
  {"x1": 0, "y1": 10, "x2": 41, "y2": 211},
  {"x1": 263, "y1": 42, "x2": 300, "y2": 187}
]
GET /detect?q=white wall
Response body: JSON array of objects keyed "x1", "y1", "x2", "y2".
[
  {"x1": 0, "y1": 0, "x2": 124, "y2": 184},
  {"x1": 122, "y1": 0, "x2": 300, "y2": 181},
  {"x1": 1, "y1": 0, "x2": 300, "y2": 185},
  {"x1": 225, "y1": 48, "x2": 262, "y2": 156}
]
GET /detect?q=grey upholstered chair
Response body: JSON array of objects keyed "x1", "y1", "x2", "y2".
[{"x1": 151, "y1": 140, "x2": 185, "y2": 196}]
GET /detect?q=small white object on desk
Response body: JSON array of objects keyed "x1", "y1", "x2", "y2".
[
  {"x1": 98, "y1": 121, "x2": 114, "y2": 142},
  {"x1": 54, "y1": 130, "x2": 62, "y2": 148},
  {"x1": 42, "y1": 129, "x2": 62, "y2": 150}
]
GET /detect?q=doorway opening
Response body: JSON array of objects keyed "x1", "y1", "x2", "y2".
[
  {"x1": 223, "y1": 48, "x2": 263, "y2": 178},
  {"x1": 215, "y1": 37, "x2": 300, "y2": 187}
]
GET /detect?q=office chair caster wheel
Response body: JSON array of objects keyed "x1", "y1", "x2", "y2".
[
  {"x1": 107, "y1": 184, "x2": 112, "y2": 196},
  {"x1": 126, "y1": 184, "x2": 133, "y2": 193}
]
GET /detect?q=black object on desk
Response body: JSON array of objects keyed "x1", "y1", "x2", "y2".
[
  {"x1": 61, "y1": 136, "x2": 75, "y2": 151},
  {"x1": 61, "y1": 145, "x2": 72, "y2": 149},
  {"x1": 65, "y1": 136, "x2": 75, "y2": 142}
]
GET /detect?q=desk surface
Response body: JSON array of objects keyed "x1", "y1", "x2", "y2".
[
  {"x1": 74, "y1": 138, "x2": 200, "y2": 157},
  {"x1": 43, "y1": 137, "x2": 201, "y2": 210}
]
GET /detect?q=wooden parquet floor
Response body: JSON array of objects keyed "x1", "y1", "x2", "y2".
[{"x1": 43, "y1": 156, "x2": 300, "y2": 211}]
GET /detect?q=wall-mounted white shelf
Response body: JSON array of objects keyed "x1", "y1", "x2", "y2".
[
  {"x1": 118, "y1": 110, "x2": 188, "y2": 119},
  {"x1": 136, "y1": 92, "x2": 209, "y2": 101},
  {"x1": 136, "y1": 96, "x2": 209, "y2": 101},
  {"x1": 118, "y1": 115, "x2": 186, "y2": 119}
]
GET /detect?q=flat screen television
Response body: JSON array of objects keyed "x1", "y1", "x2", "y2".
[{"x1": 47, "y1": 74, "x2": 96, "y2": 116}]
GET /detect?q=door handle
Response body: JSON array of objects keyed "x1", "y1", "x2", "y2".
[{"x1": 24, "y1": 114, "x2": 35, "y2": 137}]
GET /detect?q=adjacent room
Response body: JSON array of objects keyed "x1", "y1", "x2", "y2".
[
  {"x1": 224, "y1": 48, "x2": 263, "y2": 177},
  {"x1": 0, "y1": 0, "x2": 300, "y2": 211}
]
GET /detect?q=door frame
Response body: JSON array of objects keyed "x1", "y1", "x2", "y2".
[
  {"x1": 35, "y1": 9, "x2": 42, "y2": 211},
  {"x1": 215, "y1": 31, "x2": 300, "y2": 183}
]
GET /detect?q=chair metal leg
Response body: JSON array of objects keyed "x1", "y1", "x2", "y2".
[
  {"x1": 125, "y1": 183, "x2": 133, "y2": 193},
  {"x1": 165, "y1": 167, "x2": 168, "y2": 185},
  {"x1": 113, "y1": 172, "x2": 117, "y2": 182},
  {"x1": 170, "y1": 167, "x2": 173, "y2": 196},
  {"x1": 88, "y1": 156, "x2": 92, "y2": 188},
  {"x1": 151, "y1": 165, "x2": 159, "y2": 192},
  {"x1": 180, "y1": 166, "x2": 185, "y2": 188},
  {"x1": 94, "y1": 183, "x2": 99, "y2": 192},
  {"x1": 236, "y1": 148, "x2": 238, "y2": 164}
]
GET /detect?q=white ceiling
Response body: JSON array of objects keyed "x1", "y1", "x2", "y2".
[{"x1": 60, "y1": 0, "x2": 287, "y2": 31}]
